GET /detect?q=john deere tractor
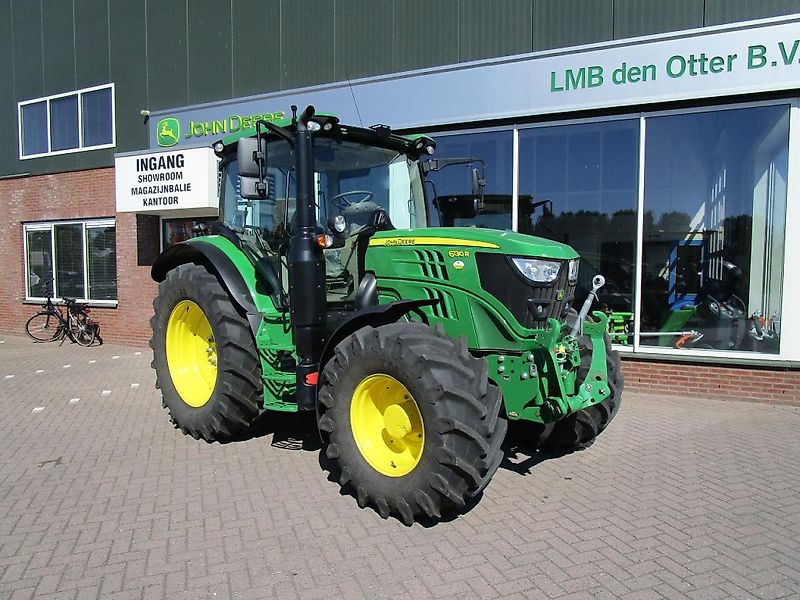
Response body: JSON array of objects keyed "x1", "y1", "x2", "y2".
[{"x1": 150, "y1": 106, "x2": 623, "y2": 524}]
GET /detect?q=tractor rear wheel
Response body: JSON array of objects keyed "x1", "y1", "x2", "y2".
[
  {"x1": 541, "y1": 324, "x2": 623, "y2": 452},
  {"x1": 317, "y1": 322, "x2": 507, "y2": 525},
  {"x1": 150, "y1": 263, "x2": 262, "y2": 442}
]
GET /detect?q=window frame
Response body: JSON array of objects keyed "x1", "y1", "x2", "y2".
[
  {"x1": 22, "y1": 219, "x2": 118, "y2": 307},
  {"x1": 17, "y1": 83, "x2": 116, "y2": 160}
]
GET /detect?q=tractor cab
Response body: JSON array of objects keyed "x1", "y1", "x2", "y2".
[{"x1": 215, "y1": 117, "x2": 433, "y2": 306}]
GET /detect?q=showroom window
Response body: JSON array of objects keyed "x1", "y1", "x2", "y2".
[
  {"x1": 639, "y1": 104, "x2": 789, "y2": 354},
  {"x1": 24, "y1": 220, "x2": 117, "y2": 303},
  {"x1": 416, "y1": 100, "x2": 792, "y2": 359},
  {"x1": 18, "y1": 84, "x2": 115, "y2": 159},
  {"x1": 424, "y1": 129, "x2": 514, "y2": 230},
  {"x1": 517, "y1": 119, "x2": 640, "y2": 318}
]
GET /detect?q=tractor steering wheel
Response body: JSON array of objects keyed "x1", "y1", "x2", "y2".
[{"x1": 331, "y1": 190, "x2": 374, "y2": 210}]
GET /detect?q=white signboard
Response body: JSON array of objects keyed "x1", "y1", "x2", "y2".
[{"x1": 115, "y1": 147, "x2": 218, "y2": 214}]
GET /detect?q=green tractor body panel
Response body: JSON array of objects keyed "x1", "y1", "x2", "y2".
[
  {"x1": 180, "y1": 236, "x2": 298, "y2": 412},
  {"x1": 364, "y1": 227, "x2": 609, "y2": 422},
  {"x1": 179, "y1": 227, "x2": 611, "y2": 422},
  {"x1": 185, "y1": 236, "x2": 275, "y2": 314}
]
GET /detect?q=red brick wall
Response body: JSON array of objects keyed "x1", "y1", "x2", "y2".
[
  {"x1": 622, "y1": 358, "x2": 800, "y2": 405},
  {"x1": 0, "y1": 168, "x2": 157, "y2": 346}
]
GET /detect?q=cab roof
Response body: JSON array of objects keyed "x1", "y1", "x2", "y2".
[{"x1": 216, "y1": 113, "x2": 434, "y2": 157}]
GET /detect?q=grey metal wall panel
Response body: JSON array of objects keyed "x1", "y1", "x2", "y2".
[
  {"x1": 75, "y1": 0, "x2": 111, "y2": 88},
  {"x1": 110, "y1": 0, "x2": 147, "y2": 153},
  {"x1": 459, "y1": 0, "x2": 532, "y2": 61},
  {"x1": 281, "y1": 0, "x2": 335, "y2": 89},
  {"x1": 188, "y1": 0, "x2": 232, "y2": 104},
  {"x1": 231, "y1": 0, "x2": 281, "y2": 97},
  {"x1": 42, "y1": 0, "x2": 77, "y2": 94},
  {"x1": 146, "y1": 0, "x2": 188, "y2": 111},
  {"x1": 0, "y1": 0, "x2": 18, "y2": 174},
  {"x1": 12, "y1": 0, "x2": 44, "y2": 101},
  {"x1": 705, "y1": 0, "x2": 800, "y2": 25},
  {"x1": 533, "y1": 0, "x2": 614, "y2": 51},
  {"x1": 393, "y1": 0, "x2": 459, "y2": 72},
  {"x1": 334, "y1": 0, "x2": 394, "y2": 81},
  {"x1": 613, "y1": 0, "x2": 704, "y2": 39}
]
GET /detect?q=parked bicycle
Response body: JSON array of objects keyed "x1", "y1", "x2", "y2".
[{"x1": 25, "y1": 296, "x2": 99, "y2": 346}]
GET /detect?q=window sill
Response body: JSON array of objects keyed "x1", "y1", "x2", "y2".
[{"x1": 23, "y1": 298, "x2": 118, "y2": 308}]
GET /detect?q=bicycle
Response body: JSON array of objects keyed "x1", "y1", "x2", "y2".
[{"x1": 25, "y1": 296, "x2": 98, "y2": 346}]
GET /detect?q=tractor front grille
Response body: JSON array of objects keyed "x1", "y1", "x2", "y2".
[{"x1": 475, "y1": 253, "x2": 575, "y2": 329}]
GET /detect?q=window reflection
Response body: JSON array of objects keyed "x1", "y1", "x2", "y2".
[
  {"x1": 641, "y1": 105, "x2": 788, "y2": 353},
  {"x1": 50, "y1": 96, "x2": 79, "y2": 152},
  {"x1": 425, "y1": 130, "x2": 513, "y2": 230},
  {"x1": 21, "y1": 102, "x2": 48, "y2": 156},
  {"x1": 518, "y1": 120, "x2": 639, "y2": 325}
]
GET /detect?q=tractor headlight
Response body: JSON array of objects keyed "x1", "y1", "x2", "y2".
[
  {"x1": 568, "y1": 259, "x2": 579, "y2": 283},
  {"x1": 511, "y1": 258, "x2": 560, "y2": 283}
]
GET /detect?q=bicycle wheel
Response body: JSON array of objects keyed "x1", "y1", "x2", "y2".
[
  {"x1": 70, "y1": 313, "x2": 97, "y2": 347},
  {"x1": 26, "y1": 312, "x2": 62, "y2": 342}
]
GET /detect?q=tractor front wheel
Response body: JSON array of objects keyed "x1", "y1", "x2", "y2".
[
  {"x1": 317, "y1": 322, "x2": 507, "y2": 525},
  {"x1": 150, "y1": 263, "x2": 262, "y2": 442}
]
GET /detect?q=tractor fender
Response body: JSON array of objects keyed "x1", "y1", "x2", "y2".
[
  {"x1": 151, "y1": 241, "x2": 262, "y2": 335},
  {"x1": 319, "y1": 299, "x2": 438, "y2": 370}
]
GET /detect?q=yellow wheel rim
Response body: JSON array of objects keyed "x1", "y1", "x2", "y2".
[
  {"x1": 350, "y1": 374, "x2": 424, "y2": 477},
  {"x1": 166, "y1": 300, "x2": 217, "y2": 408}
]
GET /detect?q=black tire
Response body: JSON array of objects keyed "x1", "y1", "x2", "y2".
[
  {"x1": 150, "y1": 263, "x2": 262, "y2": 442},
  {"x1": 541, "y1": 314, "x2": 624, "y2": 452},
  {"x1": 26, "y1": 312, "x2": 62, "y2": 342},
  {"x1": 317, "y1": 322, "x2": 507, "y2": 525},
  {"x1": 70, "y1": 313, "x2": 97, "y2": 346}
]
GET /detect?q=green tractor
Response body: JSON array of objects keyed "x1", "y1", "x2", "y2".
[{"x1": 149, "y1": 106, "x2": 623, "y2": 524}]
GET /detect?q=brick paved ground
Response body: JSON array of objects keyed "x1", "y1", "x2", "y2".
[{"x1": 0, "y1": 334, "x2": 798, "y2": 600}]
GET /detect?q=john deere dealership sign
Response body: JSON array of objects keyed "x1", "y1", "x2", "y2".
[
  {"x1": 148, "y1": 17, "x2": 800, "y2": 147},
  {"x1": 155, "y1": 112, "x2": 285, "y2": 147},
  {"x1": 115, "y1": 147, "x2": 217, "y2": 214}
]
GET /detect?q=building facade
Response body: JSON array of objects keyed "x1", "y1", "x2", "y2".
[{"x1": 3, "y1": 0, "x2": 800, "y2": 402}]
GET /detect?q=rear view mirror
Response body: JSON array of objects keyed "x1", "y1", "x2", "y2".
[
  {"x1": 472, "y1": 167, "x2": 484, "y2": 197},
  {"x1": 237, "y1": 138, "x2": 261, "y2": 177},
  {"x1": 240, "y1": 175, "x2": 269, "y2": 200}
]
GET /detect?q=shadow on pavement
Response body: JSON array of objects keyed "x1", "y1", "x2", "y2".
[
  {"x1": 222, "y1": 409, "x2": 321, "y2": 450},
  {"x1": 499, "y1": 420, "x2": 569, "y2": 476}
]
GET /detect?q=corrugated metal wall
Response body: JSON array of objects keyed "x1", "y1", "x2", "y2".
[{"x1": 2, "y1": 0, "x2": 799, "y2": 176}]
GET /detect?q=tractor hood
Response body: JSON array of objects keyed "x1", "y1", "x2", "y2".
[{"x1": 369, "y1": 227, "x2": 579, "y2": 260}]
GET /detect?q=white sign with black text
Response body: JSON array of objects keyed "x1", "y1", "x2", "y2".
[{"x1": 115, "y1": 147, "x2": 218, "y2": 214}]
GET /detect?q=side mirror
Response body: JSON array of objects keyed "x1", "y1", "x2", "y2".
[
  {"x1": 236, "y1": 138, "x2": 261, "y2": 177},
  {"x1": 240, "y1": 175, "x2": 269, "y2": 200},
  {"x1": 471, "y1": 167, "x2": 485, "y2": 199}
]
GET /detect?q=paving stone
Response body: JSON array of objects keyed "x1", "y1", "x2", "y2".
[{"x1": 0, "y1": 335, "x2": 798, "y2": 599}]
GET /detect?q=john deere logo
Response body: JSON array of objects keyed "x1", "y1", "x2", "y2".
[
  {"x1": 157, "y1": 118, "x2": 180, "y2": 147},
  {"x1": 556, "y1": 290, "x2": 565, "y2": 301}
]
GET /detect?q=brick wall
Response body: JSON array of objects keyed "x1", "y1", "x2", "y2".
[
  {"x1": 0, "y1": 168, "x2": 157, "y2": 345},
  {"x1": 622, "y1": 358, "x2": 800, "y2": 405}
]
